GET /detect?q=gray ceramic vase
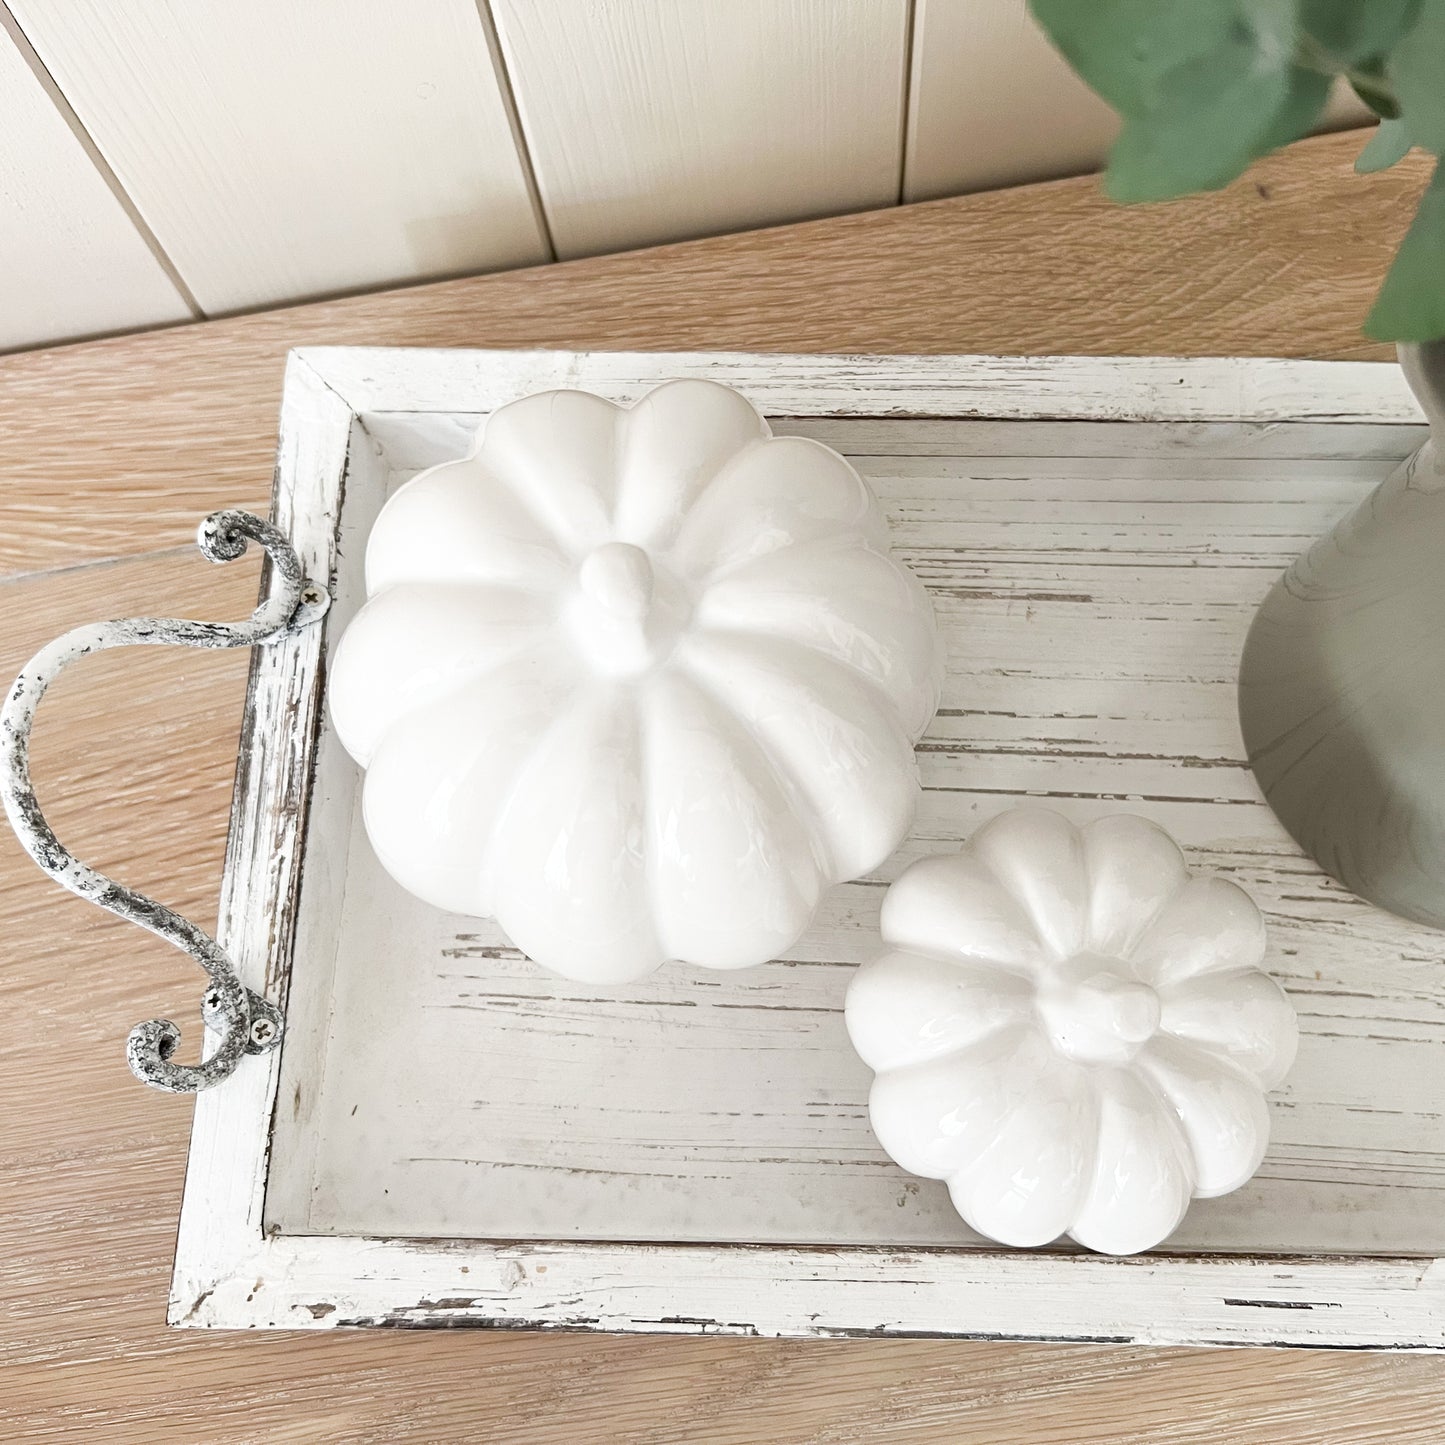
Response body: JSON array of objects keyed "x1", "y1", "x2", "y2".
[{"x1": 1238, "y1": 341, "x2": 1445, "y2": 927}]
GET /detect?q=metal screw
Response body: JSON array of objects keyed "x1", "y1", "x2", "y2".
[
  {"x1": 301, "y1": 585, "x2": 325, "y2": 607},
  {"x1": 203, "y1": 988, "x2": 223, "y2": 1013},
  {"x1": 250, "y1": 1017, "x2": 278, "y2": 1047}
]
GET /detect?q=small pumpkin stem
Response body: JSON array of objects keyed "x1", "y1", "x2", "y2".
[{"x1": 579, "y1": 543, "x2": 655, "y2": 620}]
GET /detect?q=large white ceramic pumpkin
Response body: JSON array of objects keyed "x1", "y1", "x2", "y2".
[
  {"x1": 329, "y1": 379, "x2": 941, "y2": 983},
  {"x1": 846, "y1": 807, "x2": 1298, "y2": 1255}
]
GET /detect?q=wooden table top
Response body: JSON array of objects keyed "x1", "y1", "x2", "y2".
[{"x1": 3, "y1": 127, "x2": 1442, "y2": 1444}]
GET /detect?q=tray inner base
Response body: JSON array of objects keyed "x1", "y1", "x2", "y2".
[{"x1": 266, "y1": 412, "x2": 1445, "y2": 1256}]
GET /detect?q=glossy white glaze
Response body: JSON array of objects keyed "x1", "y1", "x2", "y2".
[
  {"x1": 328, "y1": 378, "x2": 942, "y2": 982},
  {"x1": 846, "y1": 807, "x2": 1299, "y2": 1256}
]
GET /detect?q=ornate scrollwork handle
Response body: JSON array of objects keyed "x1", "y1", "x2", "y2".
[{"x1": 0, "y1": 510, "x2": 329, "y2": 1093}]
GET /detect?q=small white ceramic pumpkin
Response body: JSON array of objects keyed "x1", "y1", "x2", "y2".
[
  {"x1": 846, "y1": 808, "x2": 1298, "y2": 1255},
  {"x1": 329, "y1": 379, "x2": 941, "y2": 983}
]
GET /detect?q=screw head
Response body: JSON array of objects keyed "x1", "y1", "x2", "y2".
[
  {"x1": 301, "y1": 584, "x2": 325, "y2": 607},
  {"x1": 250, "y1": 1017, "x2": 278, "y2": 1047}
]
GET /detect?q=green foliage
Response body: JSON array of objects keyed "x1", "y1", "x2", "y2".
[
  {"x1": 1299, "y1": 0, "x2": 1419, "y2": 66},
  {"x1": 1029, "y1": 0, "x2": 1445, "y2": 342},
  {"x1": 1391, "y1": 4, "x2": 1445, "y2": 151},
  {"x1": 1356, "y1": 118, "x2": 1412, "y2": 173},
  {"x1": 1367, "y1": 163, "x2": 1445, "y2": 340}
]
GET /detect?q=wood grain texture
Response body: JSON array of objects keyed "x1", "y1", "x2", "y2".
[
  {"x1": 0, "y1": 19, "x2": 192, "y2": 351},
  {"x1": 5, "y1": 133, "x2": 1445, "y2": 1440},
  {"x1": 5, "y1": 0, "x2": 548, "y2": 314},
  {"x1": 0, "y1": 129, "x2": 1427, "y2": 584},
  {"x1": 491, "y1": 0, "x2": 910, "y2": 258}
]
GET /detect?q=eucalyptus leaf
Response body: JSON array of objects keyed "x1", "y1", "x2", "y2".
[
  {"x1": 1299, "y1": 0, "x2": 1420, "y2": 63},
  {"x1": 1365, "y1": 162, "x2": 1445, "y2": 341},
  {"x1": 1238, "y1": 0, "x2": 1305, "y2": 54},
  {"x1": 1389, "y1": 0, "x2": 1445, "y2": 153},
  {"x1": 1256, "y1": 67, "x2": 1334, "y2": 152},
  {"x1": 1028, "y1": 0, "x2": 1234, "y2": 118},
  {"x1": 1104, "y1": 27, "x2": 1299, "y2": 201},
  {"x1": 1355, "y1": 118, "x2": 1413, "y2": 172},
  {"x1": 1029, "y1": 0, "x2": 1445, "y2": 341}
]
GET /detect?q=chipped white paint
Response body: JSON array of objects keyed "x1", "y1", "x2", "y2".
[
  {"x1": 294, "y1": 346, "x2": 1424, "y2": 424},
  {"x1": 174, "y1": 349, "x2": 1445, "y2": 1347}
]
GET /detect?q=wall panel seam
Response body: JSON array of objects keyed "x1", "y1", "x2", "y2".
[
  {"x1": 898, "y1": 0, "x2": 919, "y2": 207},
  {"x1": 478, "y1": 0, "x2": 558, "y2": 264},
  {"x1": 0, "y1": 1, "x2": 205, "y2": 318}
]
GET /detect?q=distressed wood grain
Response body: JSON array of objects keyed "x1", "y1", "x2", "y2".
[{"x1": 8, "y1": 139, "x2": 1445, "y2": 1440}]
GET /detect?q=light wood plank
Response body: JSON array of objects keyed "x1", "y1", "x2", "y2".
[
  {"x1": 0, "y1": 127, "x2": 1421, "y2": 580},
  {"x1": 492, "y1": 0, "x2": 910, "y2": 257},
  {"x1": 0, "y1": 129, "x2": 1424, "y2": 582},
  {"x1": 0, "y1": 128, "x2": 1421, "y2": 580},
  {"x1": 905, "y1": 0, "x2": 1374, "y2": 201},
  {"x1": 0, "y1": 22, "x2": 191, "y2": 351},
  {"x1": 5, "y1": 0, "x2": 549, "y2": 314}
]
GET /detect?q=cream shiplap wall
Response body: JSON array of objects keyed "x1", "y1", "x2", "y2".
[
  {"x1": 905, "y1": 0, "x2": 1119, "y2": 201},
  {"x1": 0, "y1": 0, "x2": 1374, "y2": 352},
  {"x1": 6, "y1": 0, "x2": 549, "y2": 315},
  {"x1": 0, "y1": 12, "x2": 193, "y2": 347},
  {"x1": 491, "y1": 0, "x2": 909, "y2": 257}
]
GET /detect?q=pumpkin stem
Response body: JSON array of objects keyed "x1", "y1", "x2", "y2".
[{"x1": 579, "y1": 542, "x2": 655, "y2": 620}]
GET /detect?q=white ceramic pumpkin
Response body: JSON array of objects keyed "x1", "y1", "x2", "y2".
[
  {"x1": 846, "y1": 807, "x2": 1298, "y2": 1255},
  {"x1": 329, "y1": 378, "x2": 941, "y2": 983}
]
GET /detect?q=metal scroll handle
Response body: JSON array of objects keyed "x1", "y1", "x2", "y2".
[{"x1": 0, "y1": 510, "x2": 329, "y2": 1093}]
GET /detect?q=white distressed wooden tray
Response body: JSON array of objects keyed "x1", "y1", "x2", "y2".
[{"x1": 173, "y1": 348, "x2": 1445, "y2": 1347}]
